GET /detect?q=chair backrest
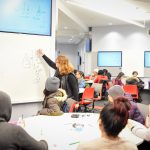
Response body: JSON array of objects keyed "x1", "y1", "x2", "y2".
[
  {"x1": 91, "y1": 83, "x2": 103, "y2": 95},
  {"x1": 84, "y1": 76, "x2": 90, "y2": 80},
  {"x1": 69, "y1": 102, "x2": 76, "y2": 112},
  {"x1": 123, "y1": 85, "x2": 138, "y2": 99},
  {"x1": 81, "y1": 87, "x2": 94, "y2": 102},
  {"x1": 98, "y1": 76, "x2": 108, "y2": 83}
]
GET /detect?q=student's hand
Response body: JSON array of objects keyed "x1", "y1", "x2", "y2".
[
  {"x1": 127, "y1": 121, "x2": 134, "y2": 130},
  {"x1": 36, "y1": 49, "x2": 44, "y2": 57},
  {"x1": 75, "y1": 103, "x2": 79, "y2": 109}
]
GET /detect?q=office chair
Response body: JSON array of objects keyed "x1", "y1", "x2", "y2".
[
  {"x1": 79, "y1": 87, "x2": 94, "y2": 112},
  {"x1": 79, "y1": 87, "x2": 102, "y2": 112},
  {"x1": 123, "y1": 85, "x2": 139, "y2": 100},
  {"x1": 69, "y1": 102, "x2": 77, "y2": 112}
]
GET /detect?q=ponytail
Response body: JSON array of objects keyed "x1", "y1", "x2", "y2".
[{"x1": 100, "y1": 96, "x2": 131, "y2": 137}]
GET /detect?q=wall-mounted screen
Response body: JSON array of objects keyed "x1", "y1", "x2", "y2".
[
  {"x1": 0, "y1": 0, "x2": 52, "y2": 36},
  {"x1": 85, "y1": 38, "x2": 92, "y2": 52},
  {"x1": 97, "y1": 51, "x2": 122, "y2": 67},
  {"x1": 144, "y1": 51, "x2": 150, "y2": 67}
]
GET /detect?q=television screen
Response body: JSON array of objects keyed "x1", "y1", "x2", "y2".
[
  {"x1": 85, "y1": 38, "x2": 92, "y2": 52},
  {"x1": 144, "y1": 51, "x2": 150, "y2": 67},
  {"x1": 0, "y1": 0, "x2": 52, "y2": 36},
  {"x1": 97, "y1": 51, "x2": 122, "y2": 67}
]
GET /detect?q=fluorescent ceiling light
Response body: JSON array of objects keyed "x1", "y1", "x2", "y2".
[{"x1": 66, "y1": 0, "x2": 146, "y2": 28}]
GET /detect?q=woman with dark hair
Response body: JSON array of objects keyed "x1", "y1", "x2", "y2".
[
  {"x1": 77, "y1": 96, "x2": 137, "y2": 150},
  {"x1": 36, "y1": 49, "x2": 79, "y2": 101},
  {"x1": 103, "y1": 69, "x2": 111, "y2": 80},
  {"x1": 113, "y1": 72, "x2": 125, "y2": 86}
]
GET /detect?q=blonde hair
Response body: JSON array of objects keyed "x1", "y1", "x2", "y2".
[{"x1": 56, "y1": 55, "x2": 74, "y2": 75}]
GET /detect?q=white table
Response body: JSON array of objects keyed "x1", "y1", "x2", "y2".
[
  {"x1": 85, "y1": 80, "x2": 93, "y2": 84},
  {"x1": 22, "y1": 113, "x2": 143, "y2": 150},
  {"x1": 79, "y1": 88, "x2": 85, "y2": 94}
]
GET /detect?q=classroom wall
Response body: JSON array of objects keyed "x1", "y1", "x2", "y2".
[
  {"x1": 88, "y1": 25, "x2": 150, "y2": 77},
  {"x1": 0, "y1": 0, "x2": 57, "y2": 120},
  {"x1": 56, "y1": 43, "x2": 78, "y2": 69},
  {"x1": 11, "y1": 102, "x2": 42, "y2": 121}
]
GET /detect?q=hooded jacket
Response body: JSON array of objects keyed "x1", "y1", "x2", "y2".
[
  {"x1": 39, "y1": 88, "x2": 67, "y2": 116},
  {"x1": 0, "y1": 91, "x2": 48, "y2": 150}
]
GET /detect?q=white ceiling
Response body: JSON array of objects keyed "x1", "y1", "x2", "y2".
[{"x1": 56, "y1": 0, "x2": 150, "y2": 44}]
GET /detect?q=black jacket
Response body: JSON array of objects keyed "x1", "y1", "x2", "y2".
[
  {"x1": 0, "y1": 91, "x2": 48, "y2": 150},
  {"x1": 42, "y1": 55, "x2": 79, "y2": 101}
]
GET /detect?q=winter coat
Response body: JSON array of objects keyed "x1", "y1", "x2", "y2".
[{"x1": 38, "y1": 89, "x2": 67, "y2": 116}]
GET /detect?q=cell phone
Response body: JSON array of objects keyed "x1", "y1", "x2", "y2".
[{"x1": 71, "y1": 114, "x2": 79, "y2": 118}]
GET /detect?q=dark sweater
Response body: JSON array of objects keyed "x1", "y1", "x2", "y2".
[{"x1": 42, "y1": 54, "x2": 79, "y2": 101}]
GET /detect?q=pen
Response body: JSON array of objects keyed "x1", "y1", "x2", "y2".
[{"x1": 69, "y1": 141, "x2": 80, "y2": 145}]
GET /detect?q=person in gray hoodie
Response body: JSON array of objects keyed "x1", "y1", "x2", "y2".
[
  {"x1": 108, "y1": 85, "x2": 145, "y2": 125},
  {"x1": 0, "y1": 90, "x2": 48, "y2": 150}
]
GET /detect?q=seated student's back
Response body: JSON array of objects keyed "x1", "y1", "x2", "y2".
[
  {"x1": 0, "y1": 91, "x2": 48, "y2": 150},
  {"x1": 77, "y1": 96, "x2": 137, "y2": 150}
]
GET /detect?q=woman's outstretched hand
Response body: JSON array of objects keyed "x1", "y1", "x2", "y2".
[{"x1": 36, "y1": 49, "x2": 44, "y2": 57}]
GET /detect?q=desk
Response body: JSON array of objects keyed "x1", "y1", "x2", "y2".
[
  {"x1": 85, "y1": 80, "x2": 93, "y2": 84},
  {"x1": 23, "y1": 113, "x2": 143, "y2": 150},
  {"x1": 79, "y1": 88, "x2": 85, "y2": 94}
]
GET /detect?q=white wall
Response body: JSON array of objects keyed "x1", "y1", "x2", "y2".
[
  {"x1": 56, "y1": 43, "x2": 78, "y2": 69},
  {"x1": 87, "y1": 25, "x2": 150, "y2": 77},
  {"x1": 0, "y1": 0, "x2": 57, "y2": 119}
]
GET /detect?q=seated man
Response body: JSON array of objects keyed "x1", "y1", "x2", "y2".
[
  {"x1": 0, "y1": 91, "x2": 48, "y2": 150},
  {"x1": 108, "y1": 85, "x2": 145, "y2": 125}
]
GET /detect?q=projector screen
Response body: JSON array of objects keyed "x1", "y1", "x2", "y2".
[
  {"x1": 97, "y1": 51, "x2": 122, "y2": 67},
  {"x1": 144, "y1": 51, "x2": 150, "y2": 67},
  {"x1": 0, "y1": 0, "x2": 52, "y2": 36}
]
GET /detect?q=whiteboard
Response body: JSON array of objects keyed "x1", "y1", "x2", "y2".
[{"x1": 0, "y1": 33, "x2": 53, "y2": 104}]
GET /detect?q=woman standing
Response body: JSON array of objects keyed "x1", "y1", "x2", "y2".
[{"x1": 37, "y1": 49, "x2": 79, "y2": 101}]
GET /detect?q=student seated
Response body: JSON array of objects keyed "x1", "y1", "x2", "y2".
[
  {"x1": 76, "y1": 71, "x2": 85, "y2": 88},
  {"x1": 113, "y1": 72, "x2": 125, "y2": 86},
  {"x1": 103, "y1": 69, "x2": 111, "y2": 80},
  {"x1": 129, "y1": 106, "x2": 150, "y2": 150},
  {"x1": 37, "y1": 76, "x2": 66, "y2": 115},
  {"x1": 108, "y1": 85, "x2": 145, "y2": 124},
  {"x1": 94, "y1": 70, "x2": 108, "y2": 83},
  {"x1": 90, "y1": 68, "x2": 98, "y2": 80},
  {"x1": 37, "y1": 76, "x2": 78, "y2": 114},
  {"x1": 126, "y1": 71, "x2": 144, "y2": 90},
  {"x1": 0, "y1": 91, "x2": 48, "y2": 150},
  {"x1": 129, "y1": 104, "x2": 150, "y2": 141},
  {"x1": 77, "y1": 96, "x2": 137, "y2": 150},
  {"x1": 130, "y1": 120, "x2": 150, "y2": 142}
]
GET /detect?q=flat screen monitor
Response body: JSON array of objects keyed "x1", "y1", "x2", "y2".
[
  {"x1": 144, "y1": 51, "x2": 150, "y2": 67},
  {"x1": 85, "y1": 38, "x2": 92, "y2": 52},
  {"x1": 97, "y1": 51, "x2": 122, "y2": 67},
  {"x1": 0, "y1": 0, "x2": 52, "y2": 36}
]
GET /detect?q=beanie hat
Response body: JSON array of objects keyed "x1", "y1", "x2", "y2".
[
  {"x1": 108, "y1": 85, "x2": 124, "y2": 99},
  {"x1": 45, "y1": 77, "x2": 60, "y2": 92}
]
